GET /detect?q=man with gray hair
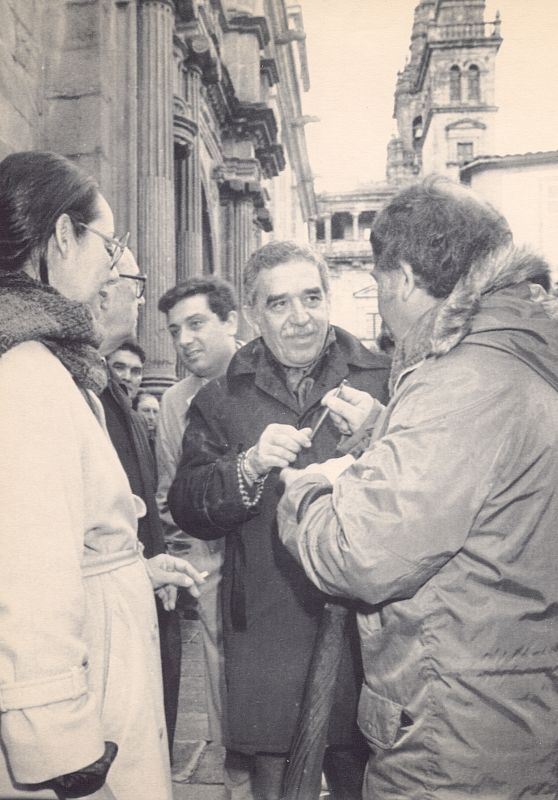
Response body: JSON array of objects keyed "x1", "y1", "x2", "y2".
[{"x1": 168, "y1": 241, "x2": 390, "y2": 799}]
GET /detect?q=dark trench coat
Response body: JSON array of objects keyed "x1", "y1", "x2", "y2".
[{"x1": 168, "y1": 327, "x2": 389, "y2": 754}]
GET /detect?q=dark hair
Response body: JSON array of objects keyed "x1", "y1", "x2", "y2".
[
  {"x1": 0, "y1": 151, "x2": 99, "y2": 275},
  {"x1": 110, "y1": 338, "x2": 146, "y2": 364},
  {"x1": 243, "y1": 240, "x2": 330, "y2": 306},
  {"x1": 370, "y1": 176, "x2": 512, "y2": 298},
  {"x1": 158, "y1": 276, "x2": 237, "y2": 321}
]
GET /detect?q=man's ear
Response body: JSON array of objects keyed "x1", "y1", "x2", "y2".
[
  {"x1": 224, "y1": 309, "x2": 239, "y2": 336},
  {"x1": 52, "y1": 213, "x2": 75, "y2": 260},
  {"x1": 399, "y1": 260, "x2": 417, "y2": 302}
]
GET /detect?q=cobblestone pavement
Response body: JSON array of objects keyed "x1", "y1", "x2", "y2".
[{"x1": 172, "y1": 617, "x2": 226, "y2": 800}]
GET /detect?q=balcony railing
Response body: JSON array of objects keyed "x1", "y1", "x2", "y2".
[
  {"x1": 427, "y1": 19, "x2": 501, "y2": 43},
  {"x1": 316, "y1": 239, "x2": 372, "y2": 257}
]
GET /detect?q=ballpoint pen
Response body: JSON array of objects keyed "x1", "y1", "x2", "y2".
[{"x1": 309, "y1": 379, "x2": 348, "y2": 441}]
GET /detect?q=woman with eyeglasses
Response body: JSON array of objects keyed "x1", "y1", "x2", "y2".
[{"x1": 0, "y1": 151, "x2": 205, "y2": 800}]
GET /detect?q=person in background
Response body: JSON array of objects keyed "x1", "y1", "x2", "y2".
[
  {"x1": 97, "y1": 249, "x2": 181, "y2": 758},
  {"x1": 278, "y1": 177, "x2": 558, "y2": 800},
  {"x1": 106, "y1": 338, "x2": 145, "y2": 401},
  {"x1": 0, "y1": 150, "x2": 204, "y2": 800},
  {"x1": 135, "y1": 390, "x2": 160, "y2": 451},
  {"x1": 156, "y1": 277, "x2": 239, "y2": 753},
  {"x1": 168, "y1": 241, "x2": 390, "y2": 800}
]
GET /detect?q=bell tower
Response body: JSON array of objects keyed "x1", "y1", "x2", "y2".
[{"x1": 387, "y1": 0, "x2": 502, "y2": 183}]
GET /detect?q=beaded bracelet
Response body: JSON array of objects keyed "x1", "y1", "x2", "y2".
[
  {"x1": 236, "y1": 451, "x2": 266, "y2": 508},
  {"x1": 241, "y1": 446, "x2": 261, "y2": 484}
]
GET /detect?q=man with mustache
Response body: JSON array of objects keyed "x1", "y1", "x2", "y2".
[{"x1": 168, "y1": 241, "x2": 390, "y2": 799}]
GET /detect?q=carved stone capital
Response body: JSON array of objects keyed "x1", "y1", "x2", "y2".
[
  {"x1": 214, "y1": 155, "x2": 262, "y2": 196},
  {"x1": 173, "y1": 95, "x2": 198, "y2": 152}
]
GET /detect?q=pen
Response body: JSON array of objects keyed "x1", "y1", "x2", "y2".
[{"x1": 309, "y1": 380, "x2": 347, "y2": 441}]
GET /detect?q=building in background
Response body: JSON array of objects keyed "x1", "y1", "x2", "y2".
[
  {"x1": 461, "y1": 151, "x2": 558, "y2": 278},
  {"x1": 314, "y1": 0, "x2": 504, "y2": 349},
  {"x1": 387, "y1": 0, "x2": 502, "y2": 184},
  {"x1": 0, "y1": 0, "x2": 317, "y2": 390},
  {"x1": 309, "y1": 185, "x2": 394, "y2": 349}
]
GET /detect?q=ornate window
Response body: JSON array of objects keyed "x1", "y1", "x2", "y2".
[
  {"x1": 449, "y1": 65, "x2": 461, "y2": 102},
  {"x1": 468, "y1": 65, "x2": 480, "y2": 101},
  {"x1": 457, "y1": 142, "x2": 474, "y2": 163}
]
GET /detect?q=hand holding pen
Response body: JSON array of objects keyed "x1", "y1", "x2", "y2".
[
  {"x1": 321, "y1": 383, "x2": 384, "y2": 436},
  {"x1": 309, "y1": 379, "x2": 348, "y2": 440}
]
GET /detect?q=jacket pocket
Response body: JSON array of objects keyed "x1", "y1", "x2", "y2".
[{"x1": 357, "y1": 683, "x2": 413, "y2": 750}]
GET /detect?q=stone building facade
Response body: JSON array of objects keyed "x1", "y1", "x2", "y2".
[
  {"x1": 310, "y1": 186, "x2": 394, "y2": 350},
  {"x1": 0, "y1": 0, "x2": 317, "y2": 389},
  {"x1": 387, "y1": 0, "x2": 502, "y2": 184},
  {"x1": 461, "y1": 151, "x2": 558, "y2": 279},
  {"x1": 313, "y1": 0, "x2": 505, "y2": 349}
]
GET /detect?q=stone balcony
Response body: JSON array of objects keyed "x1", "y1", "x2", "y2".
[{"x1": 427, "y1": 19, "x2": 501, "y2": 43}]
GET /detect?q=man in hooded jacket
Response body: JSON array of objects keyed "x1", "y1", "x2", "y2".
[{"x1": 278, "y1": 177, "x2": 558, "y2": 800}]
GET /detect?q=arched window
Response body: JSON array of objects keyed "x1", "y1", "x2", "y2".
[
  {"x1": 468, "y1": 65, "x2": 480, "y2": 101},
  {"x1": 449, "y1": 65, "x2": 461, "y2": 102}
]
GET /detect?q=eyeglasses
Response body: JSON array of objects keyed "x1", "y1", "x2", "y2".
[
  {"x1": 119, "y1": 272, "x2": 147, "y2": 299},
  {"x1": 77, "y1": 222, "x2": 130, "y2": 268}
]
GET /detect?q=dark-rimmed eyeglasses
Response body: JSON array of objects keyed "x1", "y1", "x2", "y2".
[
  {"x1": 77, "y1": 222, "x2": 130, "y2": 268},
  {"x1": 119, "y1": 272, "x2": 147, "y2": 299}
]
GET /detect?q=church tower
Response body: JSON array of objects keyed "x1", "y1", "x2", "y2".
[{"x1": 387, "y1": 0, "x2": 502, "y2": 183}]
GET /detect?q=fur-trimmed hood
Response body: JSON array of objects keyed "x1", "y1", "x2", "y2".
[{"x1": 391, "y1": 245, "x2": 558, "y2": 395}]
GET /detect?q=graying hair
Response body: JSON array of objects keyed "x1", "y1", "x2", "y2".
[{"x1": 243, "y1": 240, "x2": 330, "y2": 306}]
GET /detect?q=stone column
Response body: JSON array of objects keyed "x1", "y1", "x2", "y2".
[
  {"x1": 183, "y1": 65, "x2": 203, "y2": 275},
  {"x1": 221, "y1": 190, "x2": 256, "y2": 341},
  {"x1": 308, "y1": 217, "x2": 317, "y2": 243},
  {"x1": 352, "y1": 212, "x2": 359, "y2": 241},
  {"x1": 323, "y1": 213, "x2": 332, "y2": 246},
  {"x1": 137, "y1": 0, "x2": 176, "y2": 389},
  {"x1": 113, "y1": 1, "x2": 138, "y2": 244}
]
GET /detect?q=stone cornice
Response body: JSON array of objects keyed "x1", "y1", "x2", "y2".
[
  {"x1": 260, "y1": 58, "x2": 279, "y2": 87},
  {"x1": 460, "y1": 150, "x2": 558, "y2": 182},
  {"x1": 214, "y1": 156, "x2": 273, "y2": 230},
  {"x1": 422, "y1": 104, "x2": 497, "y2": 141},
  {"x1": 255, "y1": 143, "x2": 286, "y2": 179},
  {"x1": 225, "y1": 15, "x2": 270, "y2": 49}
]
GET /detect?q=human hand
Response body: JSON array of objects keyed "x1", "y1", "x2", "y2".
[
  {"x1": 322, "y1": 384, "x2": 384, "y2": 435},
  {"x1": 147, "y1": 553, "x2": 207, "y2": 603},
  {"x1": 246, "y1": 424, "x2": 312, "y2": 479},
  {"x1": 281, "y1": 454, "x2": 355, "y2": 489}
]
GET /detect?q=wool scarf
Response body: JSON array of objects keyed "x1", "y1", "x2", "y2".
[{"x1": 0, "y1": 270, "x2": 107, "y2": 394}]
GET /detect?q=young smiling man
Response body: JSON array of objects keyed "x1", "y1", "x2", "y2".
[
  {"x1": 156, "y1": 278, "x2": 239, "y2": 754},
  {"x1": 168, "y1": 241, "x2": 390, "y2": 800}
]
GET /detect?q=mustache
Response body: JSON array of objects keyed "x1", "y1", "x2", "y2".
[{"x1": 283, "y1": 324, "x2": 317, "y2": 338}]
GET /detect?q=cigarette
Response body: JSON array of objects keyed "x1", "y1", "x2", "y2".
[
  {"x1": 199, "y1": 571, "x2": 209, "y2": 580},
  {"x1": 309, "y1": 380, "x2": 347, "y2": 441}
]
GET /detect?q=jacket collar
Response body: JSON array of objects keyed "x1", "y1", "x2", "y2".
[
  {"x1": 228, "y1": 325, "x2": 388, "y2": 413},
  {"x1": 390, "y1": 245, "x2": 558, "y2": 395}
]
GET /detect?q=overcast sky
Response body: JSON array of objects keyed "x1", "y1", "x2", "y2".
[{"x1": 298, "y1": 0, "x2": 558, "y2": 192}]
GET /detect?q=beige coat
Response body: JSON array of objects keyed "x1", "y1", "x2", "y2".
[{"x1": 0, "y1": 342, "x2": 171, "y2": 800}]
